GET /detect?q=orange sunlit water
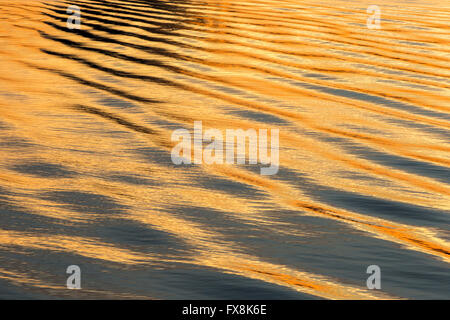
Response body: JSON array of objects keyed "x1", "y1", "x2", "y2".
[{"x1": 0, "y1": 0, "x2": 449, "y2": 299}]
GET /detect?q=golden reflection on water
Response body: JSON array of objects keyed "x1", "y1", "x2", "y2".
[{"x1": 0, "y1": 0, "x2": 449, "y2": 299}]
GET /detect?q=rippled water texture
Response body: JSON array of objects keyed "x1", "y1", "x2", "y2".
[{"x1": 0, "y1": 0, "x2": 449, "y2": 299}]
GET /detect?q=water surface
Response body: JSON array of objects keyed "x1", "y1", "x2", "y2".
[{"x1": 0, "y1": 0, "x2": 449, "y2": 299}]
